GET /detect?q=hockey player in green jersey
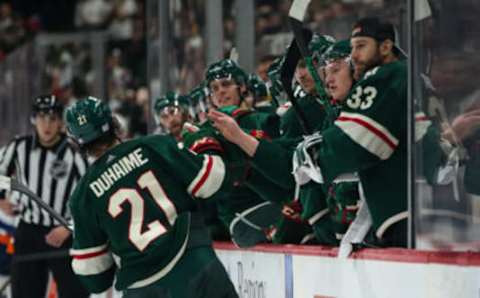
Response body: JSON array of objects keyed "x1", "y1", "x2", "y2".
[
  {"x1": 188, "y1": 83, "x2": 210, "y2": 124},
  {"x1": 247, "y1": 73, "x2": 276, "y2": 114},
  {"x1": 154, "y1": 91, "x2": 230, "y2": 242},
  {"x1": 209, "y1": 40, "x2": 360, "y2": 245},
  {"x1": 266, "y1": 56, "x2": 288, "y2": 107},
  {"x1": 65, "y1": 97, "x2": 238, "y2": 297},
  {"x1": 295, "y1": 40, "x2": 360, "y2": 245},
  {"x1": 210, "y1": 17, "x2": 409, "y2": 247},
  {"x1": 259, "y1": 35, "x2": 340, "y2": 244},
  {"x1": 300, "y1": 17, "x2": 409, "y2": 247},
  {"x1": 279, "y1": 34, "x2": 335, "y2": 138},
  {"x1": 254, "y1": 34, "x2": 333, "y2": 214},
  {"x1": 153, "y1": 91, "x2": 193, "y2": 142},
  {"x1": 183, "y1": 58, "x2": 290, "y2": 247}
]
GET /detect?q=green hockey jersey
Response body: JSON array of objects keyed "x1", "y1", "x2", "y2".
[
  {"x1": 252, "y1": 86, "x2": 328, "y2": 190},
  {"x1": 279, "y1": 89, "x2": 327, "y2": 139},
  {"x1": 69, "y1": 135, "x2": 227, "y2": 293},
  {"x1": 316, "y1": 60, "x2": 408, "y2": 240},
  {"x1": 278, "y1": 101, "x2": 359, "y2": 245},
  {"x1": 182, "y1": 105, "x2": 287, "y2": 225}
]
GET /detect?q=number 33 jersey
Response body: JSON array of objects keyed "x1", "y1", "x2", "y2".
[
  {"x1": 68, "y1": 135, "x2": 227, "y2": 292},
  {"x1": 317, "y1": 60, "x2": 407, "y2": 240}
]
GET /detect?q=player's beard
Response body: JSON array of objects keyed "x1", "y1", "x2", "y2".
[
  {"x1": 353, "y1": 47, "x2": 383, "y2": 81},
  {"x1": 170, "y1": 123, "x2": 182, "y2": 137}
]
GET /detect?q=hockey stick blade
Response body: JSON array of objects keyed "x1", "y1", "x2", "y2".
[
  {"x1": 289, "y1": 0, "x2": 311, "y2": 21},
  {"x1": 9, "y1": 178, "x2": 72, "y2": 231}
]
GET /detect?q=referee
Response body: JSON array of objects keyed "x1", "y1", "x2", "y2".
[{"x1": 0, "y1": 95, "x2": 89, "y2": 298}]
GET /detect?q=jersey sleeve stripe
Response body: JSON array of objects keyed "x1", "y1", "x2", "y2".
[
  {"x1": 415, "y1": 112, "x2": 429, "y2": 122},
  {"x1": 71, "y1": 247, "x2": 109, "y2": 260},
  {"x1": 335, "y1": 112, "x2": 399, "y2": 160},
  {"x1": 190, "y1": 143, "x2": 224, "y2": 154},
  {"x1": 72, "y1": 252, "x2": 114, "y2": 276},
  {"x1": 70, "y1": 243, "x2": 108, "y2": 256},
  {"x1": 414, "y1": 112, "x2": 432, "y2": 142},
  {"x1": 188, "y1": 155, "x2": 225, "y2": 199},
  {"x1": 190, "y1": 137, "x2": 223, "y2": 154}
]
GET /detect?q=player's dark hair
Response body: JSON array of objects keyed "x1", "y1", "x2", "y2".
[{"x1": 80, "y1": 117, "x2": 123, "y2": 156}]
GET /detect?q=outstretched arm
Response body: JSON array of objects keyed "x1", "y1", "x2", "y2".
[{"x1": 208, "y1": 110, "x2": 260, "y2": 157}]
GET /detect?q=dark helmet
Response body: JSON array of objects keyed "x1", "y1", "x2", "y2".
[
  {"x1": 205, "y1": 59, "x2": 248, "y2": 87},
  {"x1": 32, "y1": 95, "x2": 63, "y2": 116},
  {"x1": 322, "y1": 39, "x2": 352, "y2": 64},
  {"x1": 247, "y1": 74, "x2": 270, "y2": 100},
  {"x1": 154, "y1": 91, "x2": 191, "y2": 113},
  {"x1": 309, "y1": 34, "x2": 336, "y2": 63},
  {"x1": 64, "y1": 96, "x2": 114, "y2": 146},
  {"x1": 153, "y1": 91, "x2": 192, "y2": 125},
  {"x1": 266, "y1": 56, "x2": 287, "y2": 104}
]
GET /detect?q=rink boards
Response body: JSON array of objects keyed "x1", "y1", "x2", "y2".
[
  {"x1": 31, "y1": 242, "x2": 480, "y2": 298},
  {"x1": 214, "y1": 242, "x2": 480, "y2": 298}
]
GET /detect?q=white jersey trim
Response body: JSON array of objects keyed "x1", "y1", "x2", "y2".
[
  {"x1": 71, "y1": 244, "x2": 113, "y2": 276},
  {"x1": 128, "y1": 228, "x2": 190, "y2": 289},
  {"x1": 187, "y1": 155, "x2": 225, "y2": 199},
  {"x1": 335, "y1": 112, "x2": 399, "y2": 160},
  {"x1": 70, "y1": 243, "x2": 108, "y2": 255},
  {"x1": 415, "y1": 112, "x2": 432, "y2": 142}
]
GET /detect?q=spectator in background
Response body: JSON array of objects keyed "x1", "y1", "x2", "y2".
[
  {"x1": 75, "y1": 0, "x2": 112, "y2": 30},
  {"x1": 115, "y1": 88, "x2": 148, "y2": 138},
  {"x1": 0, "y1": 2, "x2": 13, "y2": 31},
  {"x1": 107, "y1": 47, "x2": 132, "y2": 103},
  {"x1": 0, "y1": 1, "x2": 26, "y2": 56},
  {"x1": 256, "y1": 4, "x2": 283, "y2": 36},
  {"x1": 109, "y1": 0, "x2": 138, "y2": 40}
]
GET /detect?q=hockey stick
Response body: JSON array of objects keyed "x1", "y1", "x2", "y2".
[
  {"x1": 0, "y1": 277, "x2": 9, "y2": 295},
  {"x1": 0, "y1": 176, "x2": 72, "y2": 231},
  {"x1": 288, "y1": 0, "x2": 333, "y2": 117},
  {"x1": 280, "y1": 33, "x2": 313, "y2": 135}
]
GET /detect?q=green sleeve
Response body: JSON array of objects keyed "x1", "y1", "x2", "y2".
[
  {"x1": 251, "y1": 138, "x2": 299, "y2": 189},
  {"x1": 144, "y1": 135, "x2": 228, "y2": 199},
  {"x1": 69, "y1": 177, "x2": 116, "y2": 293},
  {"x1": 299, "y1": 182, "x2": 328, "y2": 224},
  {"x1": 279, "y1": 95, "x2": 326, "y2": 139},
  {"x1": 183, "y1": 123, "x2": 224, "y2": 155}
]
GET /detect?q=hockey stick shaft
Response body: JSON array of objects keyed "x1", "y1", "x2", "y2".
[
  {"x1": 289, "y1": 0, "x2": 334, "y2": 117},
  {"x1": 0, "y1": 176, "x2": 72, "y2": 231},
  {"x1": 280, "y1": 37, "x2": 313, "y2": 134}
]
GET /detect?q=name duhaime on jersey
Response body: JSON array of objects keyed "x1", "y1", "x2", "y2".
[{"x1": 69, "y1": 135, "x2": 226, "y2": 292}]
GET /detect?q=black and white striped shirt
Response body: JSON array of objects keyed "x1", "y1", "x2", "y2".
[{"x1": 0, "y1": 134, "x2": 88, "y2": 227}]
